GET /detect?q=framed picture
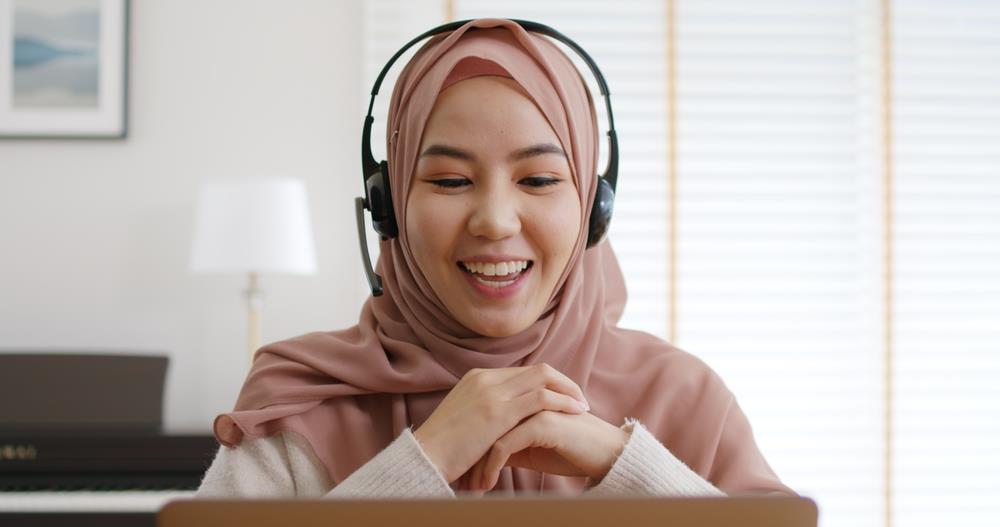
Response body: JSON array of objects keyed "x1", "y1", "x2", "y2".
[{"x1": 0, "y1": 0, "x2": 129, "y2": 139}]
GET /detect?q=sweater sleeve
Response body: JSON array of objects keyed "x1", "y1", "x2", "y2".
[
  {"x1": 324, "y1": 428, "x2": 455, "y2": 499},
  {"x1": 584, "y1": 418, "x2": 726, "y2": 497},
  {"x1": 195, "y1": 428, "x2": 454, "y2": 499}
]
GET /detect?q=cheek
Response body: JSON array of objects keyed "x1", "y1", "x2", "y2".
[
  {"x1": 530, "y1": 192, "x2": 582, "y2": 265},
  {"x1": 405, "y1": 192, "x2": 462, "y2": 271}
]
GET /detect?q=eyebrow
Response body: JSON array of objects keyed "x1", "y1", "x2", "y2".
[{"x1": 419, "y1": 143, "x2": 566, "y2": 162}]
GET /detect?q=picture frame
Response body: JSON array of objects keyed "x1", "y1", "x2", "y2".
[{"x1": 0, "y1": 0, "x2": 129, "y2": 139}]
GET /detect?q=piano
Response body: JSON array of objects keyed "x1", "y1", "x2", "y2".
[{"x1": 0, "y1": 353, "x2": 218, "y2": 526}]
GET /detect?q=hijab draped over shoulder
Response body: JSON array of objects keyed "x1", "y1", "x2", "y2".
[{"x1": 214, "y1": 18, "x2": 792, "y2": 496}]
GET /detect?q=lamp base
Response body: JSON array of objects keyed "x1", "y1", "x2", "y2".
[{"x1": 246, "y1": 272, "x2": 262, "y2": 362}]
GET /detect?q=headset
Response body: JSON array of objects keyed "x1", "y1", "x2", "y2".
[{"x1": 357, "y1": 19, "x2": 619, "y2": 296}]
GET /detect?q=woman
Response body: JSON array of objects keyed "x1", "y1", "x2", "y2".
[{"x1": 197, "y1": 18, "x2": 794, "y2": 498}]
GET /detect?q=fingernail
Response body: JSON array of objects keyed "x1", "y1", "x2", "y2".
[{"x1": 578, "y1": 399, "x2": 590, "y2": 411}]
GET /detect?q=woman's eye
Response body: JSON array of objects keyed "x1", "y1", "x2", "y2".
[
  {"x1": 520, "y1": 176, "x2": 562, "y2": 188},
  {"x1": 429, "y1": 178, "x2": 470, "y2": 188}
]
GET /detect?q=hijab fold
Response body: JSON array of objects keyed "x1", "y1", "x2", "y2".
[{"x1": 215, "y1": 18, "x2": 793, "y2": 496}]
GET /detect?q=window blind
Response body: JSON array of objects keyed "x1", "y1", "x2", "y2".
[
  {"x1": 892, "y1": 1, "x2": 1000, "y2": 525},
  {"x1": 672, "y1": 2, "x2": 883, "y2": 526}
]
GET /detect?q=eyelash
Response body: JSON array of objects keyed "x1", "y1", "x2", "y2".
[
  {"x1": 430, "y1": 178, "x2": 469, "y2": 188},
  {"x1": 522, "y1": 176, "x2": 562, "y2": 188},
  {"x1": 429, "y1": 176, "x2": 562, "y2": 189}
]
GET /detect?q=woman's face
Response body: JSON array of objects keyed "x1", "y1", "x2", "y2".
[{"x1": 406, "y1": 75, "x2": 581, "y2": 337}]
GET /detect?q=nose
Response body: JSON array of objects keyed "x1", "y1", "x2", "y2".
[{"x1": 467, "y1": 180, "x2": 521, "y2": 240}]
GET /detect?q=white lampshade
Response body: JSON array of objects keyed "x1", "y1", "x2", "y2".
[{"x1": 189, "y1": 178, "x2": 317, "y2": 274}]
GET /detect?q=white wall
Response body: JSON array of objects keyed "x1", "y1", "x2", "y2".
[{"x1": 0, "y1": 1, "x2": 369, "y2": 431}]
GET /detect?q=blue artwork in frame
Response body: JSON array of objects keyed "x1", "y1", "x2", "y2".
[{"x1": 0, "y1": 0, "x2": 129, "y2": 138}]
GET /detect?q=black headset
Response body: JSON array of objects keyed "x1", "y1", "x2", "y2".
[{"x1": 356, "y1": 19, "x2": 619, "y2": 296}]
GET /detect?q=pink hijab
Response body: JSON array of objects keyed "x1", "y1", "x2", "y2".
[{"x1": 215, "y1": 19, "x2": 793, "y2": 496}]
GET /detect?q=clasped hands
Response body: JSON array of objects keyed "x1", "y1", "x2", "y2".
[{"x1": 412, "y1": 363, "x2": 629, "y2": 495}]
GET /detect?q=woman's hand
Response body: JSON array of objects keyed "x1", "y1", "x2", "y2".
[
  {"x1": 467, "y1": 410, "x2": 630, "y2": 493},
  {"x1": 412, "y1": 363, "x2": 590, "y2": 484}
]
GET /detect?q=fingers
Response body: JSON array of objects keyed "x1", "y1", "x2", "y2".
[
  {"x1": 482, "y1": 417, "x2": 546, "y2": 490},
  {"x1": 502, "y1": 363, "x2": 589, "y2": 407},
  {"x1": 470, "y1": 454, "x2": 486, "y2": 494},
  {"x1": 510, "y1": 387, "x2": 588, "y2": 421},
  {"x1": 416, "y1": 363, "x2": 585, "y2": 487}
]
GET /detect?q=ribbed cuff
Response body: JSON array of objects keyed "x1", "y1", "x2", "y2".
[
  {"x1": 586, "y1": 418, "x2": 726, "y2": 497},
  {"x1": 325, "y1": 427, "x2": 455, "y2": 499}
]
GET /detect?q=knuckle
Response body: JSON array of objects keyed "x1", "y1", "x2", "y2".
[
  {"x1": 532, "y1": 410, "x2": 557, "y2": 427},
  {"x1": 532, "y1": 363, "x2": 554, "y2": 384},
  {"x1": 468, "y1": 369, "x2": 490, "y2": 387},
  {"x1": 462, "y1": 368, "x2": 482, "y2": 383},
  {"x1": 482, "y1": 399, "x2": 501, "y2": 420}
]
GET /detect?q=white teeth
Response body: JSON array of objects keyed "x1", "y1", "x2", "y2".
[{"x1": 461, "y1": 260, "x2": 529, "y2": 277}]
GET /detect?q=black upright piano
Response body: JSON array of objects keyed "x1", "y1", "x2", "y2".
[{"x1": 0, "y1": 353, "x2": 218, "y2": 526}]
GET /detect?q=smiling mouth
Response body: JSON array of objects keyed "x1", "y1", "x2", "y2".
[{"x1": 457, "y1": 260, "x2": 534, "y2": 288}]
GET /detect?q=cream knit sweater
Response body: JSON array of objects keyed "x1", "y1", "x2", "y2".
[{"x1": 196, "y1": 418, "x2": 725, "y2": 498}]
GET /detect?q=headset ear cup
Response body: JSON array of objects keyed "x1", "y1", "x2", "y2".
[
  {"x1": 587, "y1": 176, "x2": 615, "y2": 248},
  {"x1": 379, "y1": 161, "x2": 399, "y2": 238},
  {"x1": 366, "y1": 161, "x2": 399, "y2": 239}
]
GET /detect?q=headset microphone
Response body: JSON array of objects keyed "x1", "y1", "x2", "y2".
[
  {"x1": 354, "y1": 197, "x2": 384, "y2": 296},
  {"x1": 356, "y1": 19, "x2": 619, "y2": 297}
]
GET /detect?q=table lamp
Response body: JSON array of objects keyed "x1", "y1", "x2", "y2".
[{"x1": 189, "y1": 178, "x2": 317, "y2": 361}]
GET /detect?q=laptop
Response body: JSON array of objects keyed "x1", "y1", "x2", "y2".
[{"x1": 159, "y1": 496, "x2": 818, "y2": 527}]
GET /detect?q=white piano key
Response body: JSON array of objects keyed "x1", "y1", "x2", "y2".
[{"x1": 0, "y1": 490, "x2": 194, "y2": 512}]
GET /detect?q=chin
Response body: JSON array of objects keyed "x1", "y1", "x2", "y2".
[{"x1": 467, "y1": 316, "x2": 532, "y2": 338}]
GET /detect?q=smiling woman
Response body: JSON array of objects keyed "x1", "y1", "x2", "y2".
[
  {"x1": 408, "y1": 74, "x2": 581, "y2": 337},
  {"x1": 196, "y1": 18, "x2": 795, "y2": 500}
]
